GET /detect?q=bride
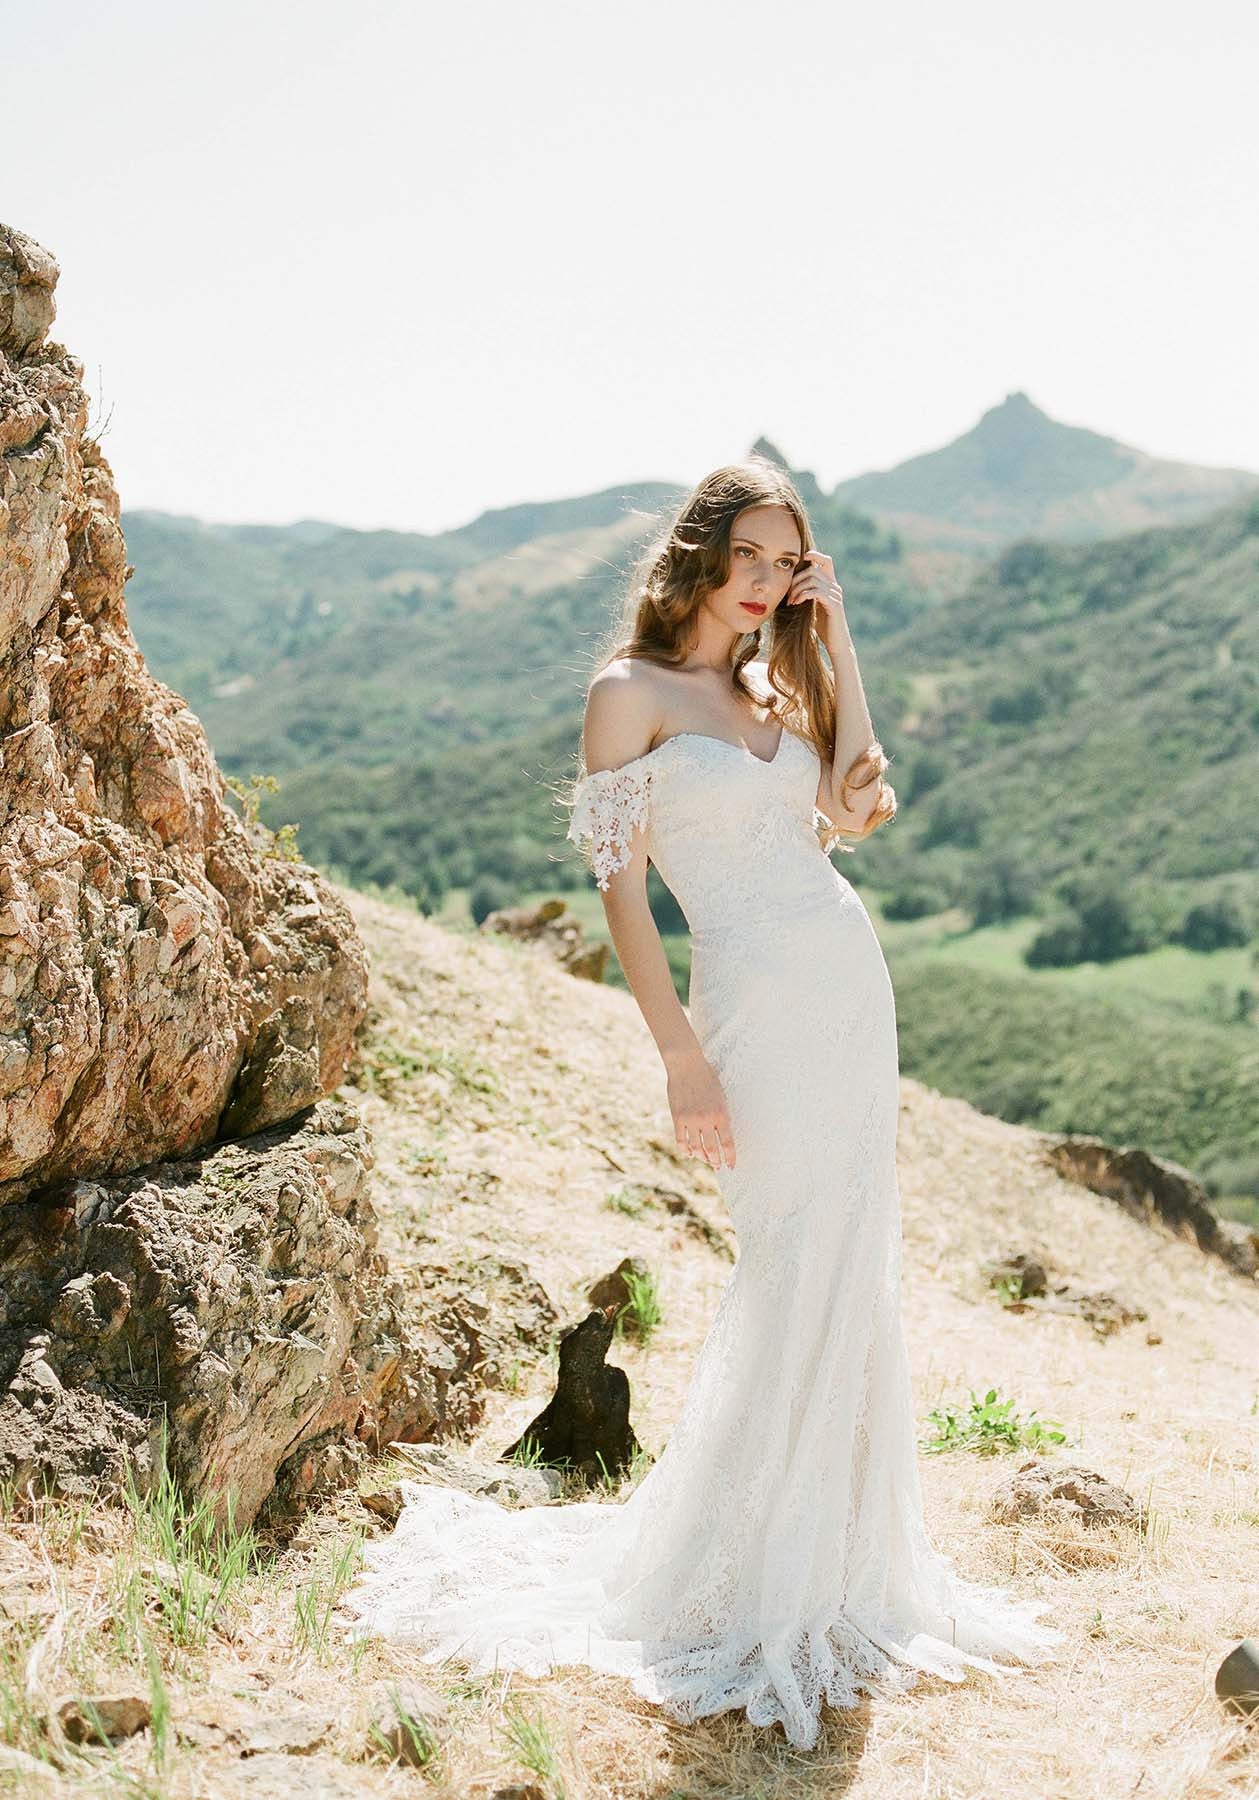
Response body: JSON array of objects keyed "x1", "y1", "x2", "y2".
[{"x1": 339, "y1": 460, "x2": 1064, "y2": 1750}]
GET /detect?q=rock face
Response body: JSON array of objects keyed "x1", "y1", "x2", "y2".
[
  {"x1": 0, "y1": 222, "x2": 368, "y2": 1204},
  {"x1": 1042, "y1": 1134, "x2": 1259, "y2": 1282},
  {"x1": 479, "y1": 896, "x2": 608, "y2": 981},
  {"x1": 0, "y1": 1098, "x2": 481, "y2": 1526}
]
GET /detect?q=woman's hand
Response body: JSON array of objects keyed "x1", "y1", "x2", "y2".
[
  {"x1": 786, "y1": 550, "x2": 846, "y2": 629},
  {"x1": 665, "y1": 1047, "x2": 736, "y2": 1170}
]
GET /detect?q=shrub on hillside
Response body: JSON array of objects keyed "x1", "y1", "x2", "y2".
[
  {"x1": 470, "y1": 875, "x2": 515, "y2": 925},
  {"x1": 1029, "y1": 877, "x2": 1163, "y2": 966},
  {"x1": 905, "y1": 748, "x2": 947, "y2": 802},
  {"x1": 883, "y1": 883, "x2": 941, "y2": 921},
  {"x1": 922, "y1": 792, "x2": 982, "y2": 849},
  {"x1": 1024, "y1": 913, "x2": 1085, "y2": 967},
  {"x1": 995, "y1": 540, "x2": 1054, "y2": 589},
  {"x1": 966, "y1": 853, "x2": 1034, "y2": 928},
  {"x1": 1176, "y1": 894, "x2": 1251, "y2": 952}
]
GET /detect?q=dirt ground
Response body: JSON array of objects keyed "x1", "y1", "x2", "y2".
[{"x1": 2, "y1": 883, "x2": 1257, "y2": 1798}]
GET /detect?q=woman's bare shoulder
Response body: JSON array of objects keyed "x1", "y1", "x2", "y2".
[{"x1": 583, "y1": 657, "x2": 670, "y2": 771}]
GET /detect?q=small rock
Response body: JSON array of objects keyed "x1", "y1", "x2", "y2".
[
  {"x1": 1215, "y1": 1637, "x2": 1259, "y2": 1717},
  {"x1": 989, "y1": 1459, "x2": 1144, "y2": 1529},
  {"x1": 54, "y1": 1691, "x2": 151, "y2": 1744},
  {"x1": 237, "y1": 1706, "x2": 329, "y2": 1757},
  {"x1": 586, "y1": 1256, "x2": 651, "y2": 1324},
  {"x1": 364, "y1": 1679, "x2": 449, "y2": 1766}
]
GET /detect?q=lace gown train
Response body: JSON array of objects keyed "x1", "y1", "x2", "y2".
[{"x1": 338, "y1": 666, "x2": 1064, "y2": 1750}]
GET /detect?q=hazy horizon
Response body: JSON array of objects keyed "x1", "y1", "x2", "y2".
[{"x1": 10, "y1": 0, "x2": 1258, "y2": 536}]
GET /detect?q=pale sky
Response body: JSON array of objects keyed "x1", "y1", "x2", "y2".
[{"x1": 9, "y1": 0, "x2": 1257, "y2": 536}]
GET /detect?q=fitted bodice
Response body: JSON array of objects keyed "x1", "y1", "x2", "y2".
[{"x1": 566, "y1": 710, "x2": 851, "y2": 939}]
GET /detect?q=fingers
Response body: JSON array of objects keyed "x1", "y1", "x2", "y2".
[
  {"x1": 678, "y1": 1117, "x2": 736, "y2": 1169},
  {"x1": 788, "y1": 569, "x2": 843, "y2": 608}
]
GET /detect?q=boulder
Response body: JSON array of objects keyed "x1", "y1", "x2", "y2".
[
  {"x1": 989, "y1": 1457, "x2": 1144, "y2": 1529},
  {"x1": 0, "y1": 221, "x2": 367, "y2": 1206},
  {"x1": 480, "y1": 896, "x2": 608, "y2": 980},
  {"x1": 0, "y1": 1097, "x2": 495, "y2": 1526},
  {"x1": 1042, "y1": 1134, "x2": 1258, "y2": 1281}
]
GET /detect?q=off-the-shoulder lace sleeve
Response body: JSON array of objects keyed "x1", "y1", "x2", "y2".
[{"x1": 566, "y1": 763, "x2": 653, "y2": 891}]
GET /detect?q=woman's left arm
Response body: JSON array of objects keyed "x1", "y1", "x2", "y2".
[{"x1": 787, "y1": 551, "x2": 897, "y2": 839}]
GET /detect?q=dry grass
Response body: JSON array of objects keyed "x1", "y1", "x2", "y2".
[{"x1": 1, "y1": 882, "x2": 1257, "y2": 1797}]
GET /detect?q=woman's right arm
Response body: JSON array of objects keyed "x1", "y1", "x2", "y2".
[{"x1": 579, "y1": 669, "x2": 736, "y2": 1171}]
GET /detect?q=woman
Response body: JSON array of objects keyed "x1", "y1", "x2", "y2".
[{"x1": 340, "y1": 460, "x2": 1063, "y2": 1751}]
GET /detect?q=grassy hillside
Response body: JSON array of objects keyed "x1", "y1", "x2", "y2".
[
  {"x1": 5, "y1": 886, "x2": 1255, "y2": 1796},
  {"x1": 884, "y1": 957, "x2": 1259, "y2": 1226},
  {"x1": 854, "y1": 491, "x2": 1259, "y2": 907}
]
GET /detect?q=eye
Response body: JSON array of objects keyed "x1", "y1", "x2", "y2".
[
  {"x1": 777, "y1": 556, "x2": 795, "y2": 568},
  {"x1": 734, "y1": 545, "x2": 753, "y2": 557}
]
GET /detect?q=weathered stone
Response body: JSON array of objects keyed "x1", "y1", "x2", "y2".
[
  {"x1": 0, "y1": 221, "x2": 368, "y2": 1206},
  {"x1": 53, "y1": 1690, "x2": 151, "y2": 1745},
  {"x1": 1042, "y1": 1134, "x2": 1259, "y2": 1281},
  {"x1": 989, "y1": 1458, "x2": 1144, "y2": 1529},
  {"x1": 0, "y1": 1098, "x2": 494, "y2": 1526},
  {"x1": 480, "y1": 896, "x2": 609, "y2": 981},
  {"x1": 587, "y1": 1255, "x2": 652, "y2": 1334}
]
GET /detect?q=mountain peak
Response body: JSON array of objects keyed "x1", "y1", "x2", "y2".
[
  {"x1": 973, "y1": 390, "x2": 1052, "y2": 440},
  {"x1": 748, "y1": 436, "x2": 790, "y2": 469}
]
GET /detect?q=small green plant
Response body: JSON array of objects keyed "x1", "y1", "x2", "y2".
[
  {"x1": 604, "y1": 1185, "x2": 647, "y2": 1218},
  {"x1": 618, "y1": 1266, "x2": 663, "y2": 1348},
  {"x1": 921, "y1": 1386, "x2": 1066, "y2": 1456},
  {"x1": 991, "y1": 1274, "x2": 1025, "y2": 1308},
  {"x1": 366, "y1": 1680, "x2": 442, "y2": 1769},
  {"x1": 501, "y1": 1698, "x2": 566, "y2": 1800},
  {"x1": 504, "y1": 1432, "x2": 548, "y2": 1470},
  {"x1": 119, "y1": 1441, "x2": 259, "y2": 1651},
  {"x1": 292, "y1": 1532, "x2": 365, "y2": 1662},
  {"x1": 223, "y1": 771, "x2": 302, "y2": 861}
]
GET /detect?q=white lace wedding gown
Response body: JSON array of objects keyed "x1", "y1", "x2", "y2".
[{"x1": 338, "y1": 664, "x2": 1064, "y2": 1750}]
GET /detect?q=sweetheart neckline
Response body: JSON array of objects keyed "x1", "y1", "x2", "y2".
[
  {"x1": 588, "y1": 724, "x2": 808, "y2": 780},
  {"x1": 652, "y1": 726, "x2": 787, "y2": 767}
]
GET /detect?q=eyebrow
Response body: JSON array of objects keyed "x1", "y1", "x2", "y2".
[{"x1": 733, "y1": 536, "x2": 801, "y2": 554}]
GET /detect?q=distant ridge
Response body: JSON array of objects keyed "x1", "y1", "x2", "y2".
[{"x1": 831, "y1": 390, "x2": 1258, "y2": 551}]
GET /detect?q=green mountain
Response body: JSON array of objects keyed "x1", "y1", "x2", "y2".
[
  {"x1": 122, "y1": 461, "x2": 924, "y2": 778},
  {"x1": 832, "y1": 390, "x2": 1258, "y2": 555}
]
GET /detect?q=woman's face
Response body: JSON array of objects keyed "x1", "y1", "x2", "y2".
[{"x1": 704, "y1": 503, "x2": 803, "y2": 630}]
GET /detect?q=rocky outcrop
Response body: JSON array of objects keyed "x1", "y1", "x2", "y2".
[
  {"x1": 0, "y1": 1097, "x2": 506, "y2": 1525},
  {"x1": 1042, "y1": 1134, "x2": 1259, "y2": 1281},
  {"x1": 0, "y1": 222, "x2": 367, "y2": 1204},
  {"x1": 479, "y1": 896, "x2": 609, "y2": 980}
]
